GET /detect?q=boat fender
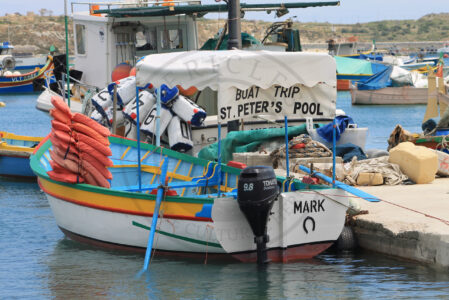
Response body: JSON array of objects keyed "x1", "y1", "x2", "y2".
[
  {"x1": 167, "y1": 115, "x2": 193, "y2": 152},
  {"x1": 140, "y1": 103, "x2": 173, "y2": 139},
  {"x1": 52, "y1": 129, "x2": 76, "y2": 145},
  {"x1": 50, "y1": 109, "x2": 71, "y2": 125},
  {"x1": 123, "y1": 90, "x2": 156, "y2": 124},
  {"x1": 170, "y1": 95, "x2": 206, "y2": 126},
  {"x1": 47, "y1": 170, "x2": 84, "y2": 184},
  {"x1": 335, "y1": 226, "x2": 357, "y2": 251},
  {"x1": 107, "y1": 76, "x2": 136, "y2": 106},
  {"x1": 71, "y1": 122, "x2": 110, "y2": 146},
  {"x1": 80, "y1": 158, "x2": 111, "y2": 188},
  {"x1": 79, "y1": 152, "x2": 112, "y2": 180},
  {"x1": 77, "y1": 141, "x2": 113, "y2": 167},
  {"x1": 49, "y1": 150, "x2": 80, "y2": 175},
  {"x1": 53, "y1": 146, "x2": 79, "y2": 163},
  {"x1": 81, "y1": 168, "x2": 99, "y2": 186},
  {"x1": 72, "y1": 113, "x2": 111, "y2": 137},
  {"x1": 51, "y1": 120, "x2": 71, "y2": 133},
  {"x1": 77, "y1": 133, "x2": 112, "y2": 157},
  {"x1": 50, "y1": 135, "x2": 79, "y2": 156},
  {"x1": 91, "y1": 88, "x2": 113, "y2": 121},
  {"x1": 50, "y1": 95, "x2": 72, "y2": 117}
]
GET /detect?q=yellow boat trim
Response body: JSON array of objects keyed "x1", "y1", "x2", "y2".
[
  {"x1": 0, "y1": 131, "x2": 43, "y2": 143},
  {"x1": 0, "y1": 142, "x2": 35, "y2": 153},
  {"x1": 120, "y1": 146, "x2": 131, "y2": 160},
  {"x1": 181, "y1": 163, "x2": 194, "y2": 196},
  {"x1": 168, "y1": 159, "x2": 182, "y2": 183},
  {"x1": 39, "y1": 178, "x2": 204, "y2": 217},
  {"x1": 140, "y1": 150, "x2": 151, "y2": 162}
]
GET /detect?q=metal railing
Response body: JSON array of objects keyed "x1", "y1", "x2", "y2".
[{"x1": 70, "y1": 0, "x2": 202, "y2": 13}]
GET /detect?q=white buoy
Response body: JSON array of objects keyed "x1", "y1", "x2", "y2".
[
  {"x1": 170, "y1": 95, "x2": 206, "y2": 126},
  {"x1": 167, "y1": 116, "x2": 193, "y2": 152},
  {"x1": 108, "y1": 76, "x2": 136, "y2": 106},
  {"x1": 91, "y1": 88, "x2": 112, "y2": 120},
  {"x1": 140, "y1": 104, "x2": 173, "y2": 140},
  {"x1": 123, "y1": 90, "x2": 156, "y2": 125},
  {"x1": 124, "y1": 118, "x2": 138, "y2": 140}
]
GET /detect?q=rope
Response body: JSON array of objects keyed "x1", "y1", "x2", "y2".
[
  {"x1": 436, "y1": 135, "x2": 449, "y2": 150},
  {"x1": 296, "y1": 190, "x2": 449, "y2": 227}
]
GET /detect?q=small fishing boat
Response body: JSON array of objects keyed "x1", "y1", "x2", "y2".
[
  {"x1": 351, "y1": 86, "x2": 428, "y2": 105},
  {"x1": 31, "y1": 132, "x2": 351, "y2": 262},
  {"x1": 0, "y1": 131, "x2": 43, "y2": 178},
  {"x1": 30, "y1": 49, "x2": 369, "y2": 263},
  {"x1": 0, "y1": 56, "x2": 54, "y2": 94},
  {"x1": 0, "y1": 41, "x2": 47, "y2": 71}
]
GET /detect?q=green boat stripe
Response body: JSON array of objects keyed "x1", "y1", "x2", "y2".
[{"x1": 132, "y1": 221, "x2": 222, "y2": 249}]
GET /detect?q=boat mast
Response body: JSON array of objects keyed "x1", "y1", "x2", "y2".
[
  {"x1": 227, "y1": 0, "x2": 242, "y2": 133},
  {"x1": 64, "y1": 0, "x2": 71, "y2": 107}
]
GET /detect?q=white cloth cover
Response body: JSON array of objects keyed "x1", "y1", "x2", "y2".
[
  {"x1": 108, "y1": 76, "x2": 136, "y2": 106},
  {"x1": 170, "y1": 95, "x2": 206, "y2": 126},
  {"x1": 91, "y1": 88, "x2": 112, "y2": 120},
  {"x1": 167, "y1": 115, "x2": 193, "y2": 152},
  {"x1": 136, "y1": 50, "x2": 337, "y2": 122},
  {"x1": 140, "y1": 104, "x2": 173, "y2": 139},
  {"x1": 123, "y1": 90, "x2": 156, "y2": 124}
]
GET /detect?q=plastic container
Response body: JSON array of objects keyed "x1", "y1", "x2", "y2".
[{"x1": 306, "y1": 118, "x2": 368, "y2": 150}]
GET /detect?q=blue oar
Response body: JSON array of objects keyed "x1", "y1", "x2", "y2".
[
  {"x1": 143, "y1": 157, "x2": 169, "y2": 271},
  {"x1": 298, "y1": 165, "x2": 380, "y2": 202}
]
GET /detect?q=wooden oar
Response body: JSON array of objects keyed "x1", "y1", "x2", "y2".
[{"x1": 143, "y1": 157, "x2": 169, "y2": 271}]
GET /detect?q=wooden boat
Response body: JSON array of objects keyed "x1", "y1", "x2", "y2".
[
  {"x1": 351, "y1": 86, "x2": 428, "y2": 105},
  {"x1": 0, "y1": 56, "x2": 53, "y2": 94},
  {"x1": 31, "y1": 133, "x2": 349, "y2": 262},
  {"x1": 0, "y1": 131, "x2": 43, "y2": 178},
  {"x1": 29, "y1": 49, "x2": 360, "y2": 263}
]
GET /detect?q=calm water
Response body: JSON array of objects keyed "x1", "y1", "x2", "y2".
[{"x1": 1, "y1": 93, "x2": 448, "y2": 299}]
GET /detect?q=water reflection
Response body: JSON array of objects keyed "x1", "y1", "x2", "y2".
[{"x1": 44, "y1": 240, "x2": 449, "y2": 299}]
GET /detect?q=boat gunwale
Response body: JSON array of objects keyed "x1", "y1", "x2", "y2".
[{"x1": 31, "y1": 135, "x2": 330, "y2": 204}]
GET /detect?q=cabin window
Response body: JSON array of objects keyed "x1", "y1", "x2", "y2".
[
  {"x1": 75, "y1": 24, "x2": 86, "y2": 55},
  {"x1": 136, "y1": 28, "x2": 157, "y2": 51},
  {"x1": 160, "y1": 29, "x2": 183, "y2": 50}
]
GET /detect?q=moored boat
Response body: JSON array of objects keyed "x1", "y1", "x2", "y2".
[
  {"x1": 0, "y1": 56, "x2": 54, "y2": 94},
  {"x1": 0, "y1": 131, "x2": 43, "y2": 178},
  {"x1": 31, "y1": 132, "x2": 349, "y2": 262},
  {"x1": 29, "y1": 47, "x2": 359, "y2": 263},
  {"x1": 351, "y1": 86, "x2": 428, "y2": 105}
]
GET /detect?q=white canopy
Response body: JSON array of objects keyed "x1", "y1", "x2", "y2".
[
  {"x1": 136, "y1": 50, "x2": 337, "y2": 122},
  {"x1": 136, "y1": 50, "x2": 336, "y2": 90}
]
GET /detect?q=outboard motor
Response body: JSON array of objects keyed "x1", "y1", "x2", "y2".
[{"x1": 237, "y1": 166, "x2": 278, "y2": 264}]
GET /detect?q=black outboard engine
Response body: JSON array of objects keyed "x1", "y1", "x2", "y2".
[{"x1": 237, "y1": 166, "x2": 279, "y2": 264}]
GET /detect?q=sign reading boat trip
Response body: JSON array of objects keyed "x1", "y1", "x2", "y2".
[{"x1": 219, "y1": 84, "x2": 336, "y2": 122}]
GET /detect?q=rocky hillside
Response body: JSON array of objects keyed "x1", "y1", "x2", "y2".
[{"x1": 1, "y1": 12, "x2": 448, "y2": 55}]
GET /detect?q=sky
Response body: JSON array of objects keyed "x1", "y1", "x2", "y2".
[{"x1": 0, "y1": 0, "x2": 448, "y2": 24}]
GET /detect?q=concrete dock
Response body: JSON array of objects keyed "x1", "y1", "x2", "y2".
[{"x1": 353, "y1": 178, "x2": 449, "y2": 270}]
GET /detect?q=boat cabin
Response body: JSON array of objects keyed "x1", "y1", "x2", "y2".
[{"x1": 71, "y1": 2, "x2": 198, "y2": 88}]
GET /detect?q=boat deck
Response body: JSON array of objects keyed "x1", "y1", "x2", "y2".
[{"x1": 353, "y1": 178, "x2": 449, "y2": 270}]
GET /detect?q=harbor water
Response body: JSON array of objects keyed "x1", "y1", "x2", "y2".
[{"x1": 1, "y1": 93, "x2": 448, "y2": 299}]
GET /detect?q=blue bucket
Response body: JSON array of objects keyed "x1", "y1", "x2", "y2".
[{"x1": 435, "y1": 128, "x2": 449, "y2": 136}]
